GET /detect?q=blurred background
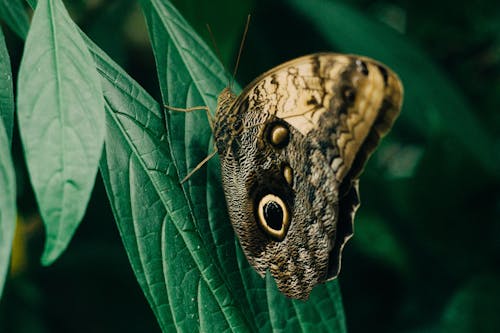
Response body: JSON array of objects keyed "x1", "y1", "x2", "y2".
[{"x1": 1, "y1": 0, "x2": 499, "y2": 332}]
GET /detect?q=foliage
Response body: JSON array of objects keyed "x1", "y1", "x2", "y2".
[{"x1": 0, "y1": 0, "x2": 498, "y2": 332}]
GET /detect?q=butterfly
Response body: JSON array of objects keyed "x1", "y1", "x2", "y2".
[{"x1": 210, "y1": 53, "x2": 403, "y2": 299}]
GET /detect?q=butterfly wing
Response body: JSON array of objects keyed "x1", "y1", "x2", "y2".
[{"x1": 214, "y1": 53, "x2": 403, "y2": 299}]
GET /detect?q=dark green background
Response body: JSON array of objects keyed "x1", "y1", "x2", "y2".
[{"x1": 1, "y1": 0, "x2": 499, "y2": 332}]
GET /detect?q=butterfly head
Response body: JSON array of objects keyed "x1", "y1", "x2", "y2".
[{"x1": 215, "y1": 87, "x2": 237, "y2": 119}]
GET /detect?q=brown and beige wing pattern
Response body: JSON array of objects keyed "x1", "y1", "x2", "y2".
[{"x1": 213, "y1": 53, "x2": 403, "y2": 299}]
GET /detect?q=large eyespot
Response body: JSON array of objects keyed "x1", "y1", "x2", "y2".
[
  {"x1": 257, "y1": 194, "x2": 290, "y2": 241},
  {"x1": 266, "y1": 122, "x2": 290, "y2": 148}
]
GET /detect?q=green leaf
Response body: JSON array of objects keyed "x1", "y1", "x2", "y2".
[
  {"x1": 17, "y1": 0, "x2": 104, "y2": 265},
  {"x1": 95, "y1": 25, "x2": 238, "y2": 329},
  {"x1": 0, "y1": 0, "x2": 29, "y2": 39},
  {"x1": 138, "y1": 0, "x2": 347, "y2": 331},
  {"x1": 0, "y1": 25, "x2": 15, "y2": 298},
  {"x1": 99, "y1": 103, "x2": 176, "y2": 332},
  {"x1": 0, "y1": 26, "x2": 14, "y2": 144},
  {"x1": 0, "y1": 119, "x2": 16, "y2": 298},
  {"x1": 95, "y1": 41, "x2": 176, "y2": 329},
  {"x1": 289, "y1": 0, "x2": 499, "y2": 175}
]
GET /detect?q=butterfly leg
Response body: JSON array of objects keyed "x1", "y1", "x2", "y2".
[
  {"x1": 181, "y1": 148, "x2": 218, "y2": 184},
  {"x1": 164, "y1": 105, "x2": 215, "y2": 131}
]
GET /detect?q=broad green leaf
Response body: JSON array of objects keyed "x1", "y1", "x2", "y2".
[
  {"x1": 0, "y1": 0, "x2": 29, "y2": 39},
  {"x1": 0, "y1": 119, "x2": 16, "y2": 298},
  {"x1": 96, "y1": 28, "x2": 243, "y2": 330},
  {"x1": 198, "y1": 279, "x2": 232, "y2": 333},
  {"x1": 96, "y1": 40, "x2": 175, "y2": 330},
  {"x1": 139, "y1": 0, "x2": 347, "y2": 332},
  {"x1": 289, "y1": 0, "x2": 499, "y2": 175},
  {"x1": 88, "y1": 3, "x2": 242, "y2": 328},
  {"x1": 0, "y1": 26, "x2": 14, "y2": 144},
  {"x1": 17, "y1": 0, "x2": 104, "y2": 265}
]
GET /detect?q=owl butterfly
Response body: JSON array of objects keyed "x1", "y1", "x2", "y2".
[{"x1": 208, "y1": 53, "x2": 403, "y2": 300}]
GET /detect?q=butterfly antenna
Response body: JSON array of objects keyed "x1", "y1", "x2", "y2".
[
  {"x1": 230, "y1": 14, "x2": 251, "y2": 90},
  {"x1": 206, "y1": 24, "x2": 231, "y2": 85}
]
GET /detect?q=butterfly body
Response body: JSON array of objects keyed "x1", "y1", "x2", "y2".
[{"x1": 212, "y1": 53, "x2": 403, "y2": 299}]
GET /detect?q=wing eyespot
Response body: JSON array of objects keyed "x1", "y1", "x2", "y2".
[
  {"x1": 266, "y1": 122, "x2": 290, "y2": 148},
  {"x1": 257, "y1": 194, "x2": 290, "y2": 241},
  {"x1": 342, "y1": 86, "x2": 356, "y2": 104}
]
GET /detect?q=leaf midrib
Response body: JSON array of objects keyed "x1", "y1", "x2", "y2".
[{"x1": 47, "y1": 0, "x2": 65, "y2": 248}]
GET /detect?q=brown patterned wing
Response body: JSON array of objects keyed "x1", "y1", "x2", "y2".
[{"x1": 213, "y1": 53, "x2": 403, "y2": 299}]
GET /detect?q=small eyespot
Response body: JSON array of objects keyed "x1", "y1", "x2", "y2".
[
  {"x1": 283, "y1": 164, "x2": 293, "y2": 186},
  {"x1": 342, "y1": 87, "x2": 356, "y2": 104},
  {"x1": 355, "y1": 59, "x2": 369, "y2": 76},
  {"x1": 267, "y1": 122, "x2": 290, "y2": 148},
  {"x1": 257, "y1": 194, "x2": 290, "y2": 241}
]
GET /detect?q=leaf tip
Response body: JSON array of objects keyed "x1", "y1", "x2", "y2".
[{"x1": 40, "y1": 240, "x2": 67, "y2": 266}]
